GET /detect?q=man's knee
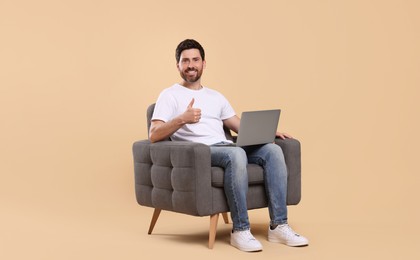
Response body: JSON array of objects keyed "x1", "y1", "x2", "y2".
[
  {"x1": 264, "y1": 143, "x2": 286, "y2": 163},
  {"x1": 265, "y1": 143, "x2": 283, "y2": 154},
  {"x1": 229, "y1": 148, "x2": 248, "y2": 165}
]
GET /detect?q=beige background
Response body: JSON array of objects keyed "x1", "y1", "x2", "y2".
[{"x1": 1, "y1": 0, "x2": 419, "y2": 259}]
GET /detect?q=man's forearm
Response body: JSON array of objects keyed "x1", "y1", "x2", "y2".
[{"x1": 149, "y1": 117, "x2": 186, "y2": 143}]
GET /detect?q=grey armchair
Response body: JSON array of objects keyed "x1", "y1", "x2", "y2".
[{"x1": 133, "y1": 103, "x2": 302, "y2": 249}]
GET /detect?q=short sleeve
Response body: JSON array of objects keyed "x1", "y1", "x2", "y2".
[
  {"x1": 219, "y1": 93, "x2": 236, "y2": 120},
  {"x1": 152, "y1": 90, "x2": 176, "y2": 122}
]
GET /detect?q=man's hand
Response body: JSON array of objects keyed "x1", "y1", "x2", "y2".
[
  {"x1": 276, "y1": 131, "x2": 293, "y2": 140},
  {"x1": 149, "y1": 98, "x2": 202, "y2": 143},
  {"x1": 183, "y1": 98, "x2": 201, "y2": 124}
]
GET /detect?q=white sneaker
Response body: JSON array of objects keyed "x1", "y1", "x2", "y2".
[
  {"x1": 268, "y1": 224, "x2": 309, "y2": 246},
  {"x1": 230, "y1": 229, "x2": 263, "y2": 252}
]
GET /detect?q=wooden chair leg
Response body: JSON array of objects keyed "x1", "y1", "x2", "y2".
[
  {"x1": 148, "y1": 208, "x2": 161, "y2": 234},
  {"x1": 209, "y1": 213, "x2": 219, "y2": 249},
  {"x1": 222, "y1": 212, "x2": 229, "y2": 224}
]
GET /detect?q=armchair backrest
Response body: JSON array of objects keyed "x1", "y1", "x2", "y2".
[
  {"x1": 146, "y1": 103, "x2": 233, "y2": 141},
  {"x1": 146, "y1": 103, "x2": 156, "y2": 137}
]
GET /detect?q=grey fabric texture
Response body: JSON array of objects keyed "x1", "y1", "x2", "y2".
[{"x1": 133, "y1": 104, "x2": 302, "y2": 217}]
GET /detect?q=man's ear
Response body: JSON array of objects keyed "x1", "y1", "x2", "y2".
[{"x1": 203, "y1": 60, "x2": 206, "y2": 69}]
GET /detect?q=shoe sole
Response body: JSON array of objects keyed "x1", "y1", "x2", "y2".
[
  {"x1": 230, "y1": 241, "x2": 263, "y2": 252},
  {"x1": 268, "y1": 236, "x2": 308, "y2": 247}
]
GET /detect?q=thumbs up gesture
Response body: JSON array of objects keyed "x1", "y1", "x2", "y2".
[{"x1": 184, "y1": 98, "x2": 201, "y2": 124}]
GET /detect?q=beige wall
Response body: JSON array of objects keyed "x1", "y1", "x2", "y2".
[{"x1": 1, "y1": 0, "x2": 419, "y2": 259}]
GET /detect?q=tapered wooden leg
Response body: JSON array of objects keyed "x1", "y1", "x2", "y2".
[
  {"x1": 222, "y1": 212, "x2": 229, "y2": 224},
  {"x1": 209, "y1": 214, "x2": 219, "y2": 249},
  {"x1": 148, "y1": 208, "x2": 161, "y2": 234}
]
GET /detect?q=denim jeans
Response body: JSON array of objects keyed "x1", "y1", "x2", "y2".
[{"x1": 210, "y1": 143, "x2": 288, "y2": 231}]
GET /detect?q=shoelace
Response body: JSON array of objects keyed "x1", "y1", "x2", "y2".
[
  {"x1": 241, "y1": 230, "x2": 257, "y2": 241},
  {"x1": 280, "y1": 225, "x2": 300, "y2": 238}
]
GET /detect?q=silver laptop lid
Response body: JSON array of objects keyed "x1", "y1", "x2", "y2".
[{"x1": 235, "y1": 109, "x2": 281, "y2": 147}]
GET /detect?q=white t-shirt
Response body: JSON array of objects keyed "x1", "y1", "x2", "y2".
[{"x1": 152, "y1": 84, "x2": 236, "y2": 145}]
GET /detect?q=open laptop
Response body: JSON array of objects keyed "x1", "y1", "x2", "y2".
[{"x1": 216, "y1": 109, "x2": 281, "y2": 147}]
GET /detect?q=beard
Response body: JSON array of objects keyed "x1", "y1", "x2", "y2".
[{"x1": 180, "y1": 68, "x2": 203, "y2": 83}]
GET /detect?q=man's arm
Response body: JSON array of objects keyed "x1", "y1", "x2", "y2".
[
  {"x1": 222, "y1": 115, "x2": 240, "y2": 134},
  {"x1": 149, "y1": 98, "x2": 201, "y2": 143},
  {"x1": 149, "y1": 119, "x2": 184, "y2": 143}
]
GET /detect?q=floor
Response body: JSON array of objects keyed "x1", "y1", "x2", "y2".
[{"x1": 2, "y1": 201, "x2": 419, "y2": 260}]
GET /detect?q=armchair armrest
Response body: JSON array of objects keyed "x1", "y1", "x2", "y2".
[
  {"x1": 275, "y1": 138, "x2": 302, "y2": 205},
  {"x1": 133, "y1": 140, "x2": 214, "y2": 216}
]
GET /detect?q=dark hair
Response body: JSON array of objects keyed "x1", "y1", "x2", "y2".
[{"x1": 175, "y1": 39, "x2": 205, "y2": 63}]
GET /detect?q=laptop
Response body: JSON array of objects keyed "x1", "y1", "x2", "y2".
[{"x1": 216, "y1": 109, "x2": 281, "y2": 147}]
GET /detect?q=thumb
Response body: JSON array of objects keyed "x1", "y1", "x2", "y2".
[{"x1": 187, "y1": 98, "x2": 195, "y2": 108}]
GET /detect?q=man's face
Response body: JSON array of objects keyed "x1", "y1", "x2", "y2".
[{"x1": 177, "y1": 48, "x2": 206, "y2": 83}]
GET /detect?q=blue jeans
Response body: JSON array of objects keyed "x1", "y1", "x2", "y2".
[{"x1": 210, "y1": 143, "x2": 288, "y2": 231}]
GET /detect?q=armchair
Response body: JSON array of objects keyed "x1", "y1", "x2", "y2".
[{"x1": 133, "y1": 104, "x2": 302, "y2": 248}]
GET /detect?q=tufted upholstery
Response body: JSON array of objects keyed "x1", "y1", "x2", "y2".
[
  {"x1": 134, "y1": 140, "x2": 212, "y2": 215},
  {"x1": 133, "y1": 103, "x2": 302, "y2": 248}
]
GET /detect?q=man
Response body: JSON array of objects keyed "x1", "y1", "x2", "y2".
[{"x1": 149, "y1": 39, "x2": 308, "y2": 252}]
